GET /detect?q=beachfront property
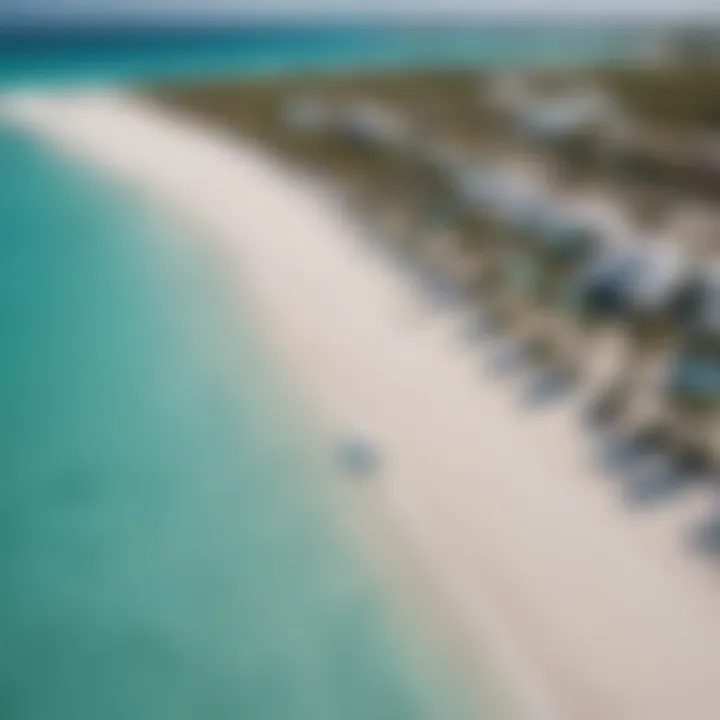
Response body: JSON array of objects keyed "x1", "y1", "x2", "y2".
[{"x1": 152, "y1": 64, "x2": 720, "y2": 468}]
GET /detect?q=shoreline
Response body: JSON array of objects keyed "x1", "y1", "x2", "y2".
[{"x1": 6, "y1": 89, "x2": 720, "y2": 719}]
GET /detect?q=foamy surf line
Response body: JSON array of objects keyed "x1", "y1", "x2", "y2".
[{"x1": 5, "y1": 89, "x2": 720, "y2": 720}]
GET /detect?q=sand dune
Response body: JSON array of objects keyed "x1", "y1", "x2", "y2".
[{"x1": 6, "y1": 90, "x2": 720, "y2": 719}]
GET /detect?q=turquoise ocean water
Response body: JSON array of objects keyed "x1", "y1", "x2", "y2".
[
  {"x1": 0, "y1": 24, "x2": 654, "y2": 87},
  {"x1": 0, "y1": 127, "x2": 475, "y2": 719},
  {"x1": 0, "y1": 25, "x2": 655, "y2": 719}
]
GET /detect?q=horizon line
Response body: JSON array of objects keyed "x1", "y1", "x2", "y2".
[{"x1": 1, "y1": 13, "x2": 718, "y2": 30}]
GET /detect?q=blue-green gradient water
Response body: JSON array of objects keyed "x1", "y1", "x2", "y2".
[
  {"x1": 0, "y1": 24, "x2": 656, "y2": 88},
  {"x1": 0, "y1": 129, "x2": 477, "y2": 719}
]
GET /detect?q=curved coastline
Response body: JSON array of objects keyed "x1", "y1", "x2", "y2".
[{"x1": 6, "y1": 90, "x2": 720, "y2": 719}]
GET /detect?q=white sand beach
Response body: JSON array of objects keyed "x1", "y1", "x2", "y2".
[{"x1": 7, "y1": 90, "x2": 720, "y2": 719}]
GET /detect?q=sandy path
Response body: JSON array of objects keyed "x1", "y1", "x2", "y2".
[{"x1": 5, "y1": 90, "x2": 720, "y2": 720}]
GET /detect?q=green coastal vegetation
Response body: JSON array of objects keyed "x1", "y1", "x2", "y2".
[
  {"x1": 149, "y1": 61, "x2": 720, "y2": 472},
  {"x1": 150, "y1": 63, "x2": 720, "y2": 206},
  {"x1": 151, "y1": 64, "x2": 720, "y2": 138}
]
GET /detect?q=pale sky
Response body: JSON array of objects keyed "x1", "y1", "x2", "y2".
[{"x1": 4, "y1": 0, "x2": 720, "y2": 21}]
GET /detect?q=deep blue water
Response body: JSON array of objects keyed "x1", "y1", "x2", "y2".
[{"x1": 0, "y1": 24, "x2": 655, "y2": 87}]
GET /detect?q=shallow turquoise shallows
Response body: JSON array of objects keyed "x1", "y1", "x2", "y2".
[{"x1": 0, "y1": 128, "x2": 477, "y2": 719}]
